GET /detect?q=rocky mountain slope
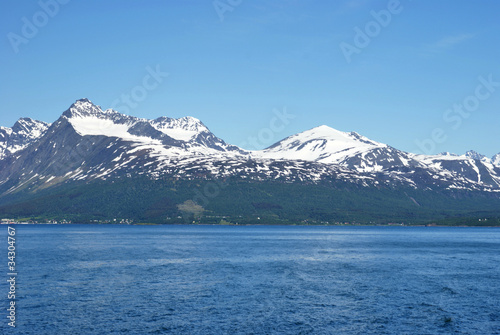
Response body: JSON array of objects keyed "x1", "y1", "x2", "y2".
[
  {"x1": 0, "y1": 118, "x2": 50, "y2": 159},
  {"x1": 0, "y1": 98, "x2": 499, "y2": 224}
]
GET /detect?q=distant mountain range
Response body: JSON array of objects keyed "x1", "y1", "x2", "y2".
[{"x1": 0, "y1": 98, "x2": 499, "y2": 225}]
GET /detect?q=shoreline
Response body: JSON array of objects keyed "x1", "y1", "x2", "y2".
[{"x1": 2, "y1": 222, "x2": 500, "y2": 228}]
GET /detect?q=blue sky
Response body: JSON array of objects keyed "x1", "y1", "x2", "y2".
[{"x1": 1, "y1": 0, "x2": 499, "y2": 156}]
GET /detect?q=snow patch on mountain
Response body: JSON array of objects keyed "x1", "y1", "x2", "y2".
[{"x1": 69, "y1": 116, "x2": 161, "y2": 145}]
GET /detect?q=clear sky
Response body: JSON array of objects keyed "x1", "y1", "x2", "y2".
[{"x1": 1, "y1": 0, "x2": 499, "y2": 156}]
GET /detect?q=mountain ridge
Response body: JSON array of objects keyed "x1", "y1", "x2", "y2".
[
  {"x1": 3, "y1": 98, "x2": 498, "y2": 161},
  {"x1": 1, "y1": 98, "x2": 499, "y2": 191},
  {"x1": 0, "y1": 98, "x2": 499, "y2": 224},
  {"x1": 0, "y1": 117, "x2": 50, "y2": 160}
]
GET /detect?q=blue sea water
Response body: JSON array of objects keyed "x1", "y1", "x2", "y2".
[{"x1": 1, "y1": 224, "x2": 500, "y2": 334}]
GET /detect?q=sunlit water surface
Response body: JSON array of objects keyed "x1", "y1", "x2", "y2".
[{"x1": 2, "y1": 225, "x2": 500, "y2": 334}]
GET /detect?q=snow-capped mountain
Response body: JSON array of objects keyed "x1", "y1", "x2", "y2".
[
  {"x1": 0, "y1": 98, "x2": 499, "y2": 198},
  {"x1": 0, "y1": 99, "x2": 250, "y2": 193},
  {"x1": 257, "y1": 125, "x2": 419, "y2": 173},
  {"x1": 252, "y1": 124, "x2": 500, "y2": 191},
  {"x1": 0, "y1": 118, "x2": 50, "y2": 159},
  {"x1": 64, "y1": 98, "x2": 242, "y2": 155},
  {"x1": 257, "y1": 125, "x2": 386, "y2": 164}
]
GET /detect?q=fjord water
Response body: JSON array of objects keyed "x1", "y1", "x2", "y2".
[{"x1": 2, "y1": 225, "x2": 500, "y2": 334}]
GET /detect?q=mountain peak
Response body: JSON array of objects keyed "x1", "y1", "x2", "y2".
[
  {"x1": 465, "y1": 150, "x2": 487, "y2": 161},
  {"x1": 492, "y1": 153, "x2": 500, "y2": 167},
  {"x1": 313, "y1": 124, "x2": 334, "y2": 130},
  {"x1": 63, "y1": 98, "x2": 114, "y2": 119},
  {"x1": 307, "y1": 124, "x2": 345, "y2": 136},
  {"x1": 71, "y1": 98, "x2": 96, "y2": 109},
  {"x1": 152, "y1": 116, "x2": 209, "y2": 141},
  {"x1": 0, "y1": 117, "x2": 50, "y2": 159},
  {"x1": 154, "y1": 115, "x2": 204, "y2": 127},
  {"x1": 13, "y1": 117, "x2": 36, "y2": 131},
  {"x1": 298, "y1": 125, "x2": 383, "y2": 147},
  {"x1": 181, "y1": 116, "x2": 201, "y2": 122},
  {"x1": 11, "y1": 117, "x2": 50, "y2": 135},
  {"x1": 259, "y1": 124, "x2": 387, "y2": 165}
]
